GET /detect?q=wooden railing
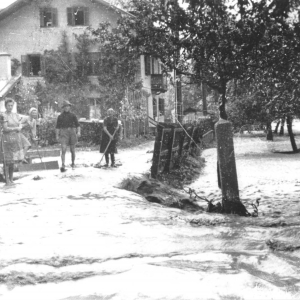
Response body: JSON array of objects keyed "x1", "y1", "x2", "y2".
[{"x1": 151, "y1": 120, "x2": 214, "y2": 179}]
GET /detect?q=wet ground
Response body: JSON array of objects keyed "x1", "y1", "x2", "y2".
[{"x1": 0, "y1": 136, "x2": 300, "y2": 300}]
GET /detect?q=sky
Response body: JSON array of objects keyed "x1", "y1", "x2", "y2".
[{"x1": 0, "y1": 0, "x2": 17, "y2": 9}]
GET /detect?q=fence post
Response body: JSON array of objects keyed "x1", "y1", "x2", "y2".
[
  {"x1": 164, "y1": 125, "x2": 176, "y2": 173},
  {"x1": 215, "y1": 119, "x2": 240, "y2": 211},
  {"x1": 151, "y1": 125, "x2": 164, "y2": 179}
]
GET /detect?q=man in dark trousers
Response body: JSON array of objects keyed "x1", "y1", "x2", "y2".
[
  {"x1": 100, "y1": 108, "x2": 122, "y2": 167},
  {"x1": 56, "y1": 100, "x2": 81, "y2": 172}
]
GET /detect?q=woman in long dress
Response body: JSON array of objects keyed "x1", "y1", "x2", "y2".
[
  {"x1": 100, "y1": 108, "x2": 121, "y2": 167},
  {"x1": 0, "y1": 98, "x2": 30, "y2": 185}
]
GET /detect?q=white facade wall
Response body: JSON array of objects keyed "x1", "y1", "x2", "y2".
[{"x1": 0, "y1": 0, "x2": 119, "y2": 60}]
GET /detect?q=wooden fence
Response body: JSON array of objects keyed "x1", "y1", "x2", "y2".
[
  {"x1": 122, "y1": 118, "x2": 150, "y2": 139},
  {"x1": 151, "y1": 119, "x2": 214, "y2": 179},
  {"x1": 79, "y1": 117, "x2": 150, "y2": 145}
]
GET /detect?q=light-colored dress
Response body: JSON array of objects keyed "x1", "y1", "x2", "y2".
[
  {"x1": 21, "y1": 116, "x2": 37, "y2": 145},
  {"x1": 0, "y1": 112, "x2": 30, "y2": 164}
]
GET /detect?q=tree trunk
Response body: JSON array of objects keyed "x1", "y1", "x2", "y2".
[
  {"x1": 286, "y1": 116, "x2": 298, "y2": 153},
  {"x1": 273, "y1": 120, "x2": 280, "y2": 134},
  {"x1": 202, "y1": 82, "x2": 207, "y2": 116},
  {"x1": 279, "y1": 117, "x2": 285, "y2": 136},
  {"x1": 266, "y1": 121, "x2": 273, "y2": 141},
  {"x1": 219, "y1": 90, "x2": 228, "y2": 120},
  {"x1": 176, "y1": 75, "x2": 183, "y2": 123}
]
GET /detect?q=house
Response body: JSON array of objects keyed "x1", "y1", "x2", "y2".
[
  {"x1": 0, "y1": 53, "x2": 20, "y2": 112},
  {"x1": 0, "y1": 0, "x2": 172, "y2": 127}
]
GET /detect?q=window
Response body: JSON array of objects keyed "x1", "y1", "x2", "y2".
[
  {"x1": 153, "y1": 97, "x2": 157, "y2": 119},
  {"x1": 159, "y1": 98, "x2": 165, "y2": 116},
  {"x1": 40, "y1": 8, "x2": 57, "y2": 27},
  {"x1": 145, "y1": 55, "x2": 151, "y2": 76},
  {"x1": 67, "y1": 7, "x2": 89, "y2": 26},
  {"x1": 89, "y1": 98, "x2": 101, "y2": 119},
  {"x1": 21, "y1": 55, "x2": 45, "y2": 77},
  {"x1": 87, "y1": 52, "x2": 101, "y2": 75},
  {"x1": 144, "y1": 56, "x2": 162, "y2": 76}
]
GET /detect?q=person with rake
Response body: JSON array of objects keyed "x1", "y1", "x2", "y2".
[{"x1": 99, "y1": 108, "x2": 122, "y2": 168}]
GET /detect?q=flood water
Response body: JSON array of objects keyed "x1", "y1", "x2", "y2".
[{"x1": 0, "y1": 138, "x2": 300, "y2": 299}]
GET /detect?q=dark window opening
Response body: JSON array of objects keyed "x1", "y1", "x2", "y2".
[
  {"x1": 153, "y1": 98, "x2": 157, "y2": 119},
  {"x1": 145, "y1": 55, "x2": 151, "y2": 76},
  {"x1": 67, "y1": 7, "x2": 89, "y2": 26},
  {"x1": 74, "y1": 10, "x2": 84, "y2": 25},
  {"x1": 29, "y1": 55, "x2": 41, "y2": 76},
  {"x1": 22, "y1": 55, "x2": 44, "y2": 77},
  {"x1": 40, "y1": 8, "x2": 57, "y2": 27},
  {"x1": 159, "y1": 98, "x2": 165, "y2": 116}
]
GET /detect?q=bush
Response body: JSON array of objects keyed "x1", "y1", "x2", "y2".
[{"x1": 37, "y1": 117, "x2": 57, "y2": 146}]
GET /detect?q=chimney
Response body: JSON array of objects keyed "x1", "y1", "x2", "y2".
[{"x1": 0, "y1": 53, "x2": 11, "y2": 81}]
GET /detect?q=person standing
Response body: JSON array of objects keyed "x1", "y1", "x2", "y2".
[
  {"x1": 55, "y1": 100, "x2": 81, "y2": 172},
  {"x1": 100, "y1": 108, "x2": 122, "y2": 167},
  {"x1": 0, "y1": 98, "x2": 30, "y2": 185},
  {"x1": 21, "y1": 107, "x2": 38, "y2": 161}
]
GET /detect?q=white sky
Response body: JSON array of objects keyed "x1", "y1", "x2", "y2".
[{"x1": 0, "y1": 0, "x2": 17, "y2": 9}]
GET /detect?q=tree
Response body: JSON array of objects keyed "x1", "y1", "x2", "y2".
[
  {"x1": 228, "y1": 14, "x2": 300, "y2": 149},
  {"x1": 110, "y1": 0, "x2": 300, "y2": 119},
  {"x1": 90, "y1": 22, "x2": 143, "y2": 114},
  {"x1": 96, "y1": 0, "x2": 300, "y2": 214}
]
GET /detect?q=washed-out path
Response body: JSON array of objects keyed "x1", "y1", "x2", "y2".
[{"x1": 0, "y1": 137, "x2": 300, "y2": 300}]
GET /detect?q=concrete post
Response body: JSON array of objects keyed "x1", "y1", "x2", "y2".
[{"x1": 215, "y1": 119, "x2": 245, "y2": 214}]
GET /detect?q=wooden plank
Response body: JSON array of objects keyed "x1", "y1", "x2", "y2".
[
  {"x1": 19, "y1": 161, "x2": 59, "y2": 172},
  {"x1": 27, "y1": 149, "x2": 60, "y2": 158}
]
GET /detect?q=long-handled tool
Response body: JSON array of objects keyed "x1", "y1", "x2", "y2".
[
  {"x1": 0, "y1": 130, "x2": 9, "y2": 185},
  {"x1": 97, "y1": 126, "x2": 119, "y2": 168}
]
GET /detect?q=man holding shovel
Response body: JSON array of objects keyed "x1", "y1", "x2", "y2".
[
  {"x1": 56, "y1": 100, "x2": 81, "y2": 172},
  {"x1": 100, "y1": 108, "x2": 122, "y2": 168}
]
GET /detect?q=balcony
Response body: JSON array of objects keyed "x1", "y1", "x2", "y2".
[{"x1": 151, "y1": 74, "x2": 167, "y2": 94}]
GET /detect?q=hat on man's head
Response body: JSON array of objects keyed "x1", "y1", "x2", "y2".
[{"x1": 62, "y1": 100, "x2": 72, "y2": 108}]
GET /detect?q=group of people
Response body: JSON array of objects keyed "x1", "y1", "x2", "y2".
[
  {"x1": 0, "y1": 98, "x2": 121, "y2": 186},
  {"x1": 55, "y1": 100, "x2": 121, "y2": 172},
  {"x1": 0, "y1": 98, "x2": 38, "y2": 185}
]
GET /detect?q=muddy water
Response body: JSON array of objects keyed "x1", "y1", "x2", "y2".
[{"x1": 0, "y1": 139, "x2": 300, "y2": 299}]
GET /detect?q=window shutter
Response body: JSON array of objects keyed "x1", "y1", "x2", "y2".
[
  {"x1": 40, "y1": 9, "x2": 44, "y2": 27},
  {"x1": 21, "y1": 55, "x2": 29, "y2": 76},
  {"x1": 145, "y1": 55, "x2": 151, "y2": 76},
  {"x1": 52, "y1": 8, "x2": 58, "y2": 26},
  {"x1": 84, "y1": 7, "x2": 89, "y2": 26},
  {"x1": 151, "y1": 57, "x2": 155, "y2": 74},
  {"x1": 67, "y1": 7, "x2": 73, "y2": 26}
]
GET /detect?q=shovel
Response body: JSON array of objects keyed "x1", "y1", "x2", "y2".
[{"x1": 0, "y1": 131, "x2": 10, "y2": 185}]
